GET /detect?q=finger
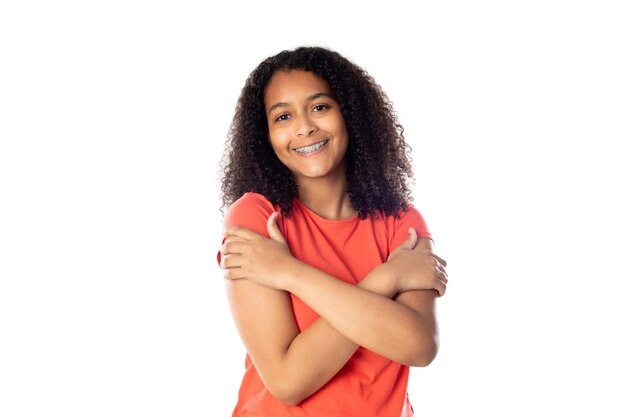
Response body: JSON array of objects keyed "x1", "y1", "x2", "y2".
[
  {"x1": 223, "y1": 267, "x2": 244, "y2": 280},
  {"x1": 389, "y1": 228, "x2": 418, "y2": 260},
  {"x1": 397, "y1": 228, "x2": 418, "y2": 250},
  {"x1": 266, "y1": 212, "x2": 286, "y2": 244},
  {"x1": 223, "y1": 235, "x2": 248, "y2": 244},
  {"x1": 430, "y1": 271, "x2": 446, "y2": 296},
  {"x1": 220, "y1": 240, "x2": 247, "y2": 256},
  {"x1": 220, "y1": 253, "x2": 243, "y2": 270},
  {"x1": 219, "y1": 235, "x2": 247, "y2": 254},
  {"x1": 224, "y1": 225, "x2": 264, "y2": 241},
  {"x1": 436, "y1": 266, "x2": 449, "y2": 284},
  {"x1": 436, "y1": 280, "x2": 447, "y2": 297},
  {"x1": 406, "y1": 228, "x2": 418, "y2": 249},
  {"x1": 431, "y1": 252, "x2": 447, "y2": 267}
]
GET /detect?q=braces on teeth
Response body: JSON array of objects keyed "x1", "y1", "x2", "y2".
[{"x1": 295, "y1": 140, "x2": 329, "y2": 153}]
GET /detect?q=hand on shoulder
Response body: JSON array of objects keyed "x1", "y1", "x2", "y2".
[{"x1": 386, "y1": 228, "x2": 448, "y2": 296}]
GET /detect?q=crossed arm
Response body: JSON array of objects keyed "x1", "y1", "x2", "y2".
[{"x1": 221, "y1": 213, "x2": 448, "y2": 406}]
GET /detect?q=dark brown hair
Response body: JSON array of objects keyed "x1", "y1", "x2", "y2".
[{"x1": 220, "y1": 46, "x2": 414, "y2": 218}]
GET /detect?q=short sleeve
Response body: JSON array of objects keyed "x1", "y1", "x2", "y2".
[
  {"x1": 216, "y1": 192, "x2": 276, "y2": 265},
  {"x1": 389, "y1": 205, "x2": 432, "y2": 253}
]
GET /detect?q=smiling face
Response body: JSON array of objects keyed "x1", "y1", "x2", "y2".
[{"x1": 264, "y1": 70, "x2": 349, "y2": 188}]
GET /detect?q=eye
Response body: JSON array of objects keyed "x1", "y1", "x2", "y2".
[
  {"x1": 312, "y1": 104, "x2": 329, "y2": 112},
  {"x1": 274, "y1": 114, "x2": 290, "y2": 122}
]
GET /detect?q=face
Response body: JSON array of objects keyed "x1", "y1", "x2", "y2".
[{"x1": 264, "y1": 70, "x2": 349, "y2": 185}]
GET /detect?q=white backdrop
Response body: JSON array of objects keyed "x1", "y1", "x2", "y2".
[{"x1": 1, "y1": 1, "x2": 625, "y2": 416}]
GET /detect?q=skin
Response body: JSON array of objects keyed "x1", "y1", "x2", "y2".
[
  {"x1": 221, "y1": 70, "x2": 448, "y2": 406},
  {"x1": 265, "y1": 69, "x2": 354, "y2": 220}
]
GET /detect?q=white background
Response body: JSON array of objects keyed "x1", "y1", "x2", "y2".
[{"x1": 1, "y1": 1, "x2": 625, "y2": 416}]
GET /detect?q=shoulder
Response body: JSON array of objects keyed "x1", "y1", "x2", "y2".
[
  {"x1": 223, "y1": 192, "x2": 277, "y2": 236},
  {"x1": 380, "y1": 204, "x2": 433, "y2": 253},
  {"x1": 217, "y1": 193, "x2": 277, "y2": 265},
  {"x1": 227, "y1": 192, "x2": 275, "y2": 215},
  {"x1": 386, "y1": 204, "x2": 432, "y2": 240}
]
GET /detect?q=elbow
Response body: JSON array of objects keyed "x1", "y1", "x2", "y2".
[
  {"x1": 408, "y1": 351, "x2": 437, "y2": 368},
  {"x1": 405, "y1": 335, "x2": 439, "y2": 367},
  {"x1": 273, "y1": 390, "x2": 305, "y2": 407},
  {"x1": 279, "y1": 395, "x2": 305, "y2": 407},
  {"x1": 265, "y1": 378, "x2": 308, "y2": 406}
]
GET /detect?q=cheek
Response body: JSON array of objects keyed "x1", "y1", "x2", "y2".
[
  {"x1": 331, "y1": 114, "x2": 348, "y2": 138},
  {"x1": 268, "y1": 129, "x2": 288, "y2": 150},
  {"x1": 268, "y1": 135, "x2": 291, "y2": 165},
  {"x1": 267, "y1": 137, "x2": 277, "y2": 152},
  {"x1": 267, "y1": 136, "x2": 281, "y2": 154},
  {"x1": 337, "y1": 120, "x2": 349, "y2": 149}
]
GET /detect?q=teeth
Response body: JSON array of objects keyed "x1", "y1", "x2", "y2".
[{"x1": 294, "y1": 140, "x2": 329, "y2": 154}]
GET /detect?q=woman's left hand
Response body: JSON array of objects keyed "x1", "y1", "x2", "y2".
[{"x1": 220, "y1": 212, "x2": 296, "y2": 290}]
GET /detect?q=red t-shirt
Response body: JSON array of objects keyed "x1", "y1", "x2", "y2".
[{"x1": 218, "y1": 192, "x2": 432, "y2": 417}]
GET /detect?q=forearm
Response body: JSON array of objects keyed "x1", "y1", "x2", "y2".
[
  {"x1": 276, "y1": 267, "x2": 397, "y2": 404},
  {"x1": 283, "y1": 260, "x2": 435, "y2": 366},
  {"x1": 223, "y1": 222, "x2": 442, "y2": 404}
]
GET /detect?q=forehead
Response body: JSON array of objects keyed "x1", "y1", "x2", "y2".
[{"x1": 265, "y1": 70, "x2": 332, "y2": 109}]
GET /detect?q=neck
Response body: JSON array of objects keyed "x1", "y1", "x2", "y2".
[{"x1": 295, "y1": 169, "x2": 357, "y2": 221}]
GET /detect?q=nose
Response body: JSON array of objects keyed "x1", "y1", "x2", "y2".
[{"x1": 295, "y1": 114, "x2": 317, "y2": 137}]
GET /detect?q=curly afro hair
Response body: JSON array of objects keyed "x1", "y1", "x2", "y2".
[{"x1": 219, "y1": 46, "x2": 414, "y2": 218}]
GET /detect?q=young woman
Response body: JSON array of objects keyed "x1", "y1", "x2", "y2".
[{"x1": 217, "y1": 46, "x2": 448, "y2": 417}]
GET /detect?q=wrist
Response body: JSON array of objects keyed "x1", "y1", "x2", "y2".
[
  {"x1": 279, "y1": 257, "x2": 306, "y2": 292},
  {"x1": 359, "y1": 262, "x2": 399, "y2": 298},
  {"x1": 384, "y1": 260, "x2": 402, "y2": 296}
]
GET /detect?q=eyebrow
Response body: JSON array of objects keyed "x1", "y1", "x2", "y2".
[{"x1": 267, "y1": 92, "x2": 334, "y2": 114}]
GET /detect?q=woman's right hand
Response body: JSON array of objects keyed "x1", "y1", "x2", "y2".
[{"x1": 386, "y1": 228, "x2": 448, "y2": 296}]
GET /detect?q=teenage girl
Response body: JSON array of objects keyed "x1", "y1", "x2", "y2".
[{"x1": 218, "y1": 46, "x2": 448, "y2": 417}]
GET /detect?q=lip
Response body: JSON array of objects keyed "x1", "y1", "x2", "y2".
[{"x1": 292, "y1": 139, "x2": 330, "y2": 156}]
